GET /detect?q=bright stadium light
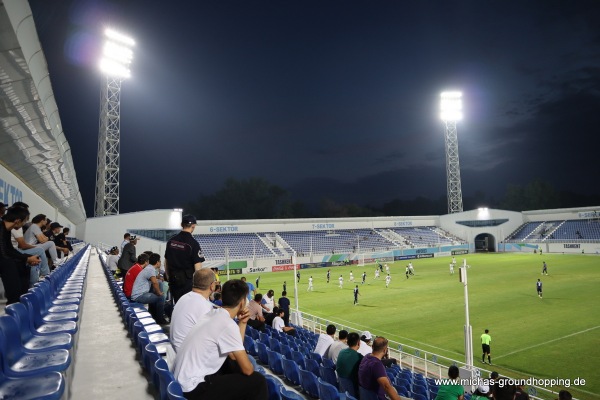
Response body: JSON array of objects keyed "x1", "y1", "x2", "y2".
[
  {"x1": 95, "y1": 27, "x2": 135, "y2": 216},
  {"x1": 440, "y1": 90, "x2": 464, "y2": 214},
  {"x1": 440, "y1": 91, "x2": 463, "y2": 122}
]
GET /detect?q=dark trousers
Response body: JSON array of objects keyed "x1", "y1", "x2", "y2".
[
  {"x1": 0, "y1": 259, "x2": 30, "y2": 305},
  {"x1": 169, "y1": 269, "x2": 193, "y2": 304},
  {"x1": 184, "y1": 360, "x2": 268, "y2": 400}
]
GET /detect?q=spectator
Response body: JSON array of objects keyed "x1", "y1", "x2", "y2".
[
  {"x1": 262, "y1": 289, "x2": 275, "y2": 313},
  {"x1": 472, "y1": 384, "x2": 491, "y2": 400},
  {"x1": 434, "y1": 365, "x2": 465, "y2": 400},
  {"x1": 123, "y1": 253, "x2": 149, "y2": 299},
  {"x1": 337, "y1": 332, "x2": 363, "y2": 398},
  {"x1": 240, "y1": 276, "x2": 256, "y2": 302},
  {"x1": 164, "y1": 215, "x2": 204, "y2": 304},
  {"x1": 558, "y1": 390, "x2": 572, "y2": 400},
  {"x1": 130, "y1": 253, "x2": 168, "y2": 324},
  {"x1": 247, "y1": 293, "x2": 266, "y2": 331},
  {"x1": 24, "y1": 214, "x2": 65, "y2": 267},
  {"x1": 278, "y1": 290, "x2": 291, "y2": 326},
  {"x1": 514, "y1": 381, "x2": 529, "y2": 400},
  {"x1": 0, "y1": 201, "x2": 7, "y2": 217},
  {"x1": 272, "y1": 308, "x2": 296, "y2": 336},
  {"x1": 325, "y1": 330, "x2": 348, "y2": 363},
  {"x1": 358, "y1": 331, "x2": 373, "y2": 356},
  {"x1": 121, "y1": 233, "x2": 130, "y2": 253},
  {"x1": 1, "y1": 206, "x2": 41, "y2": 305},
  {"x1": 9, "y1": 203, "x2": 50, "y2": 285},
  {"x1": 106, "y1": 246, "x2": 120, "y2": 273},
  {"x1": 170, "y1": 268, "x2": 217, "y2": 350},
  {"x1": 358, "y1": 336, "x2": 401, "y2": 400},
  {"x1": 492, "y1": 377, "x2": 516, "y2": 400},
  {"x1": 212, "y1": 292, "x2": 223, "y2": 306},
  {"x1": 173, "y1": 279, "x2": 268, "y2": 400},
  {"x1": 314, "y1": 324, "x2": 336, "y2": 356},
  {"x1": 264, "y1": 305, "x2": 278, "y2": 327},
  {"x1": 118, "y1": 235, "x2": 139, "y2": 275},
  {"x1": 55, "y1": 227, "x2": 73, "y2": 254},
  {"x1": 44, "y1": 222, "x2": 70, "y2": 258}
]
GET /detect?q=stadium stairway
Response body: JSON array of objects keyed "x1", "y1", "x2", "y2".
[{"x1": 70, "y1": 247, "x2": 155, "y2": 399}]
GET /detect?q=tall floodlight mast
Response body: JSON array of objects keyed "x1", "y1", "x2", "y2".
[
  {"x1": 94, "y1": 28, "x2": 134, "y2": 216},
  {"x1": 440, "y1": 91, "x2": 464, "y2": 214}
]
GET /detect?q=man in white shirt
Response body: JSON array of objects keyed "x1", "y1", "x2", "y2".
[
  {"x1": 272, "y1": 308, "x2": 296, "y2": 336},
  {"x1": 170, "y1": 268, "x2": 216, "y2": 352},
  {"x1": 173, "y1": 279, "x2": 267, "y2": 400},
  {"x1": 107, "y1": 246, "x2": 120, "y2": 272},
  {"x1": 358, "y1": 331, "x2": 373, "y2": 356},
  {"x1": 314, "y1": 324, "x2": 336, "y2": 356}
]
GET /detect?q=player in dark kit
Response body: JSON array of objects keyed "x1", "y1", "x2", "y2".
[
  {"x1": 542, "y1": 261, "x2": 548, "y2": 275},
  {"x1": 537, "y1": 279, "x2": 543, "y2": 298},
  {"x1": 296, "y1": 271, "x2": 300, "y2": 283},
  {"x1": 361, "y1": 271, "x2": 366, "y2": 284},
  {"x1": 327, "y1": 269, "x2": 331, "y2": 283},
  {"x1": 353, "y1": 285, "x2": 360, "y2": 305}
]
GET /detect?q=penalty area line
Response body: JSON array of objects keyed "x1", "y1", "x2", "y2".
[{"x1": 495, "y1": 325, "x2": 600, "y2": 360}]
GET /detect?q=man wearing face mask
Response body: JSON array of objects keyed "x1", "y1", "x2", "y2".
[
  {"x1": 170, "y1": 268, "x2": 217, "y2": 352},
  {"x1": 173, "y1": 279, "x2": 268, "y2": 400}
]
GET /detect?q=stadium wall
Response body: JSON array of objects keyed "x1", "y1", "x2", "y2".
[
  {"x1": 0, "y1": 163, "x2": 78, "y2": 234},
  {"x1": 523, "y1": 206, "x2": 600, "y2": 222},
  {"x1": 194, "y1": 215, "x2": 439, "y2": 234},
  {"x1": 84, "y1": 209, "x2": 183, "y2": 253}
]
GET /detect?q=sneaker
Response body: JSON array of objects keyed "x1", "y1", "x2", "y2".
[
  {"x1": 38, "y1": 275, "x2": 46, "y2": 282},
  {"x1": 53, "y1": 259, "x2": 66, "y2": 267}
]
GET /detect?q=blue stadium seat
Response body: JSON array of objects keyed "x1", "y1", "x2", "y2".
[
  {"x1": 269, "y1": 337, "x2": 282, "y2": 353},
  {"x1": 299, "y1": 368, "x2": 320, "y2": 398},
  {"x1": 344, "y1": 391, "x2": 358, "y2": 400},
  {"x1": 304, "y1": 358, "x2": 320, "y2": 376},
  {"x1": 245, "y1": 335, "x2": 258, "y2": 356},
  {"x1": 279, "y1": 386, "x2": 305, "y2": 400},
  {"x1": 338, "y1": 376, "x2": 356, "y2": 398},
  {"x1": 256, "y1": 341, "x2": 270, "y2": 365},
  {"x1": 291, "y1": 350, "x2": 306, "y2": 369},
  {"x1": 267, "y1": 350, "x2": 285, "y2": 375},
  {"x1": 265, "y1": 375, "x2": 283, "y2": 400},
  {"x1": 318, "y1": 377, "x2": 341, "y2": 400},
  {"x1": 412, "y1": 393, "x2": 428, "y2": 400},
  {"x1": 359, "y1": 386, "x2": 379, "y2": 400},
  {"x1": 282, "y1": 358, "x2": 302, "y2": 386},
  {"x1": 322, "y1": 357, "x2": 335, "y2": 369},
  {"x1": 319, "y1": 365, "x2": 338, "y2": 387},
  {"x1": 0, "y1": 370, "x2": 65, "y2": 400},
  {"x1": 0, "y1": 313, "x2": 72, "y2": 352},
  {"x1": 280, "y1": 343, "x2": 293, "y2": 360},
  {"x1": 309, "y1": 352, "x2": 323, "y2": 364},
  {"x1": 167, "y1": 380, "x2": 186, "y2": 400},
  {"x1": 154, "y1": 358, "x2": 175, "y2": 400},
  {"x1": 394, "y1": 384, "x2": 410, "y2": 397}
]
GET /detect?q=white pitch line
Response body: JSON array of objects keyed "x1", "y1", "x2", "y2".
[{"x1": 495, "y1": 325, "x2": 600, "y2": 360}]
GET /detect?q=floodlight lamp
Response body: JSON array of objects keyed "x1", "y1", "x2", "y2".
[
  {"x1": 104, "y1": 28, "x2": 135, "y2": 47},
  {"x1": 440, "y1": 91, "x2": 463, "y2": 122},
  {"x1": 103, "y1": 41, "x2": 133, "y2": 64},
  {"x1": 99, "y1": 58, "x2": 131, "y2": 78}
]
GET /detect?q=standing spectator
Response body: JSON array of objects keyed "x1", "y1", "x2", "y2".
[
  {"x1": 325, "y1": 330, "x2": 348, "y2": 363},
  {"x1": 24, "y1": 214, "x2": 65, "y2": 267},
  {"x1": 130, "y1": 253, "x2": 168, "y2": 324},
  {"x1": 277, "y1": 291, "x2": 291, "y2": 326},
  {"x1": 261, "y1": 289, "x2": 275, "y2": 313},
  {"x1": 173, "y1": 279, "x2": 268, "y2": 400},
  {"x1": 314, "y1": 324, "x2": 336, "y2": 356},
  {"x1": 434, "y1": 365, "x2": 465, "y2": 400},
  {"x1": 123, "y1": 253, "x2": 149, "y2": 299},
  {"x1": 240, "y1": 277, "x2": 256, "y2": 302},
  {"x1": 255, "y1": 275, "x2": 260, "y2": 289},
  {"x1": 337, "y1": 332, "x2": 363, "y2": 398},
  {"x1": 1, "y1": 207, "x2": 41, "y2": 305},
  {"x1": 164, "y1": 215, "x2": 204, "y2": 304},
  {"x1": 107, "y1": 246, "x2": 120, "y2": 273},
  {"x1": 121, "y1": 233, "x2": 130, "y2": 253},
  {"x1": 481, "y1": 329, "x2": 492, "y2": 365},
  {"x1": 247, "y1": 293, "x2": 266, "y2": 331},
  {"x1": 358, "y1": 336, "x2": 401, "y2": 400},
  {"x1": 118, "y1": 235, "x2": 139, "y2": 275}
]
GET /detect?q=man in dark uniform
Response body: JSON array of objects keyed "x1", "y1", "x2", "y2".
[{"x1": 164, "y1": 214, "x2": 205, "y2": 304}]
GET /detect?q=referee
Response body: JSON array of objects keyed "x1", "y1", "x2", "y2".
[
  {"x1": 164, "y1": 214, "x2": 205, "y2": 304},
  {"x1": 481, "y1": 329, "x2": 492, "y2": 365}
]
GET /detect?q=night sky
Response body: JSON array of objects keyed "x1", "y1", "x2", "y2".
[{"x1": 28, "y1": 0, "x2": 600, "y2": 215}]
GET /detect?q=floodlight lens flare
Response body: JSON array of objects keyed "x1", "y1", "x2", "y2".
[{"x1": 440, "y1": 91, "x2": 463, "y2": 121}]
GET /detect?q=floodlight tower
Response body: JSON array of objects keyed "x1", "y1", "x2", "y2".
[
  {"x1": 94, "y1": 28, "x2": 134, "y2": 216},
  {"x1": 440, "y1": 91, "x2": 464, "y2": 214}
]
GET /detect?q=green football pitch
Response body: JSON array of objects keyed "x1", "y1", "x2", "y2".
[{"x1": 241, "y1": 253, "x2": 600, "y2": 399}]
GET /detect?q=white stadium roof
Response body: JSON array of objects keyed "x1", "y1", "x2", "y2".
[{"x1": 0, "y1": 1, "x2": 86, "y2": 224}]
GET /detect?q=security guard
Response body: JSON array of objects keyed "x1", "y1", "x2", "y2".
[{"x1": 164, "y1": 214, "x2": 205, "y2": 303}]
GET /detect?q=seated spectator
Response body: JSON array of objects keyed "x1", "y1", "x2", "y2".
[
  {"x1": 131, "y1": 253, "x2": 168, "y2": 324},
  {"x1": 434, "y1": 365, "x2": 464, "y2": 400},
  {"x1": 107, "y1": 246, "x2": 120, "y2": 273},
  {"x1": 261, "y1": 289, "x2": 275, "y2": 313},
  {"x1": 55, "y1": 227, "x2": 73, "y2": 254},
  {"x1": 212, "y1": 292, "x2": 223, "y2": 306},
  {"x1": 336, "y1": 332, "x2": 363, "y2": 397},
  {"x1": 44, "y1": 222, "x2": 70, "y2": 258},
  {"x1": 314, "y1": 324, "x2": 336, "y2": 356},
  {"x1": 9, "y1": 203, "x2": 50, "y2": 285},
  {"x1": 1, "y1": 206, "x2": 41, "y2": 305},
  {"x1": 170, "y1": 268, "x2": 216, "y2": 351},
  {"x1": 558, "y1": 390, "x2": 572, "y2": 400},
  {"x1": 491, "y1": 377, "x2": 516, "y2": 400},
  {"x1": 118, "y1": 235, "x2": 139, "y2": 275},
  {"x1": 358, "y1": 331, "x2": 373, "y2": 356},
  {"x1": 472, "y1": 384, "x2": 491, "y2": 400},
  {"x1": 247, "y1": 293, "x2": 266, "y2": 331},
  {"x1": 325, "y1": 330, "x2": 348, "y2": 363},
  {"x1": 272, "y1": 308, "x2": 296, "y2": 336},
  {"x1": 173, "y1": 279, "x2": 268, "y2": 400},
  {"x1": 358, "y1": 336, "x2": 401, "y2": 400},
  {"x1": 23, "y1": 214, "x2": 66, "y2": 268},
  {"x1": 123, "y1": 253, "x2": 149, "y2": 299},
  {"x1": 513, "y1": 381, "x2": 529, "y2": 400},
  {"x1": 264, "y1": 306, "x2": 278, "y2": 327}
]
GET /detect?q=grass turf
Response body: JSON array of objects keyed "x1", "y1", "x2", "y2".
[{"x1": 241, "y1": 253, "x2": 600, "y2": 399}]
